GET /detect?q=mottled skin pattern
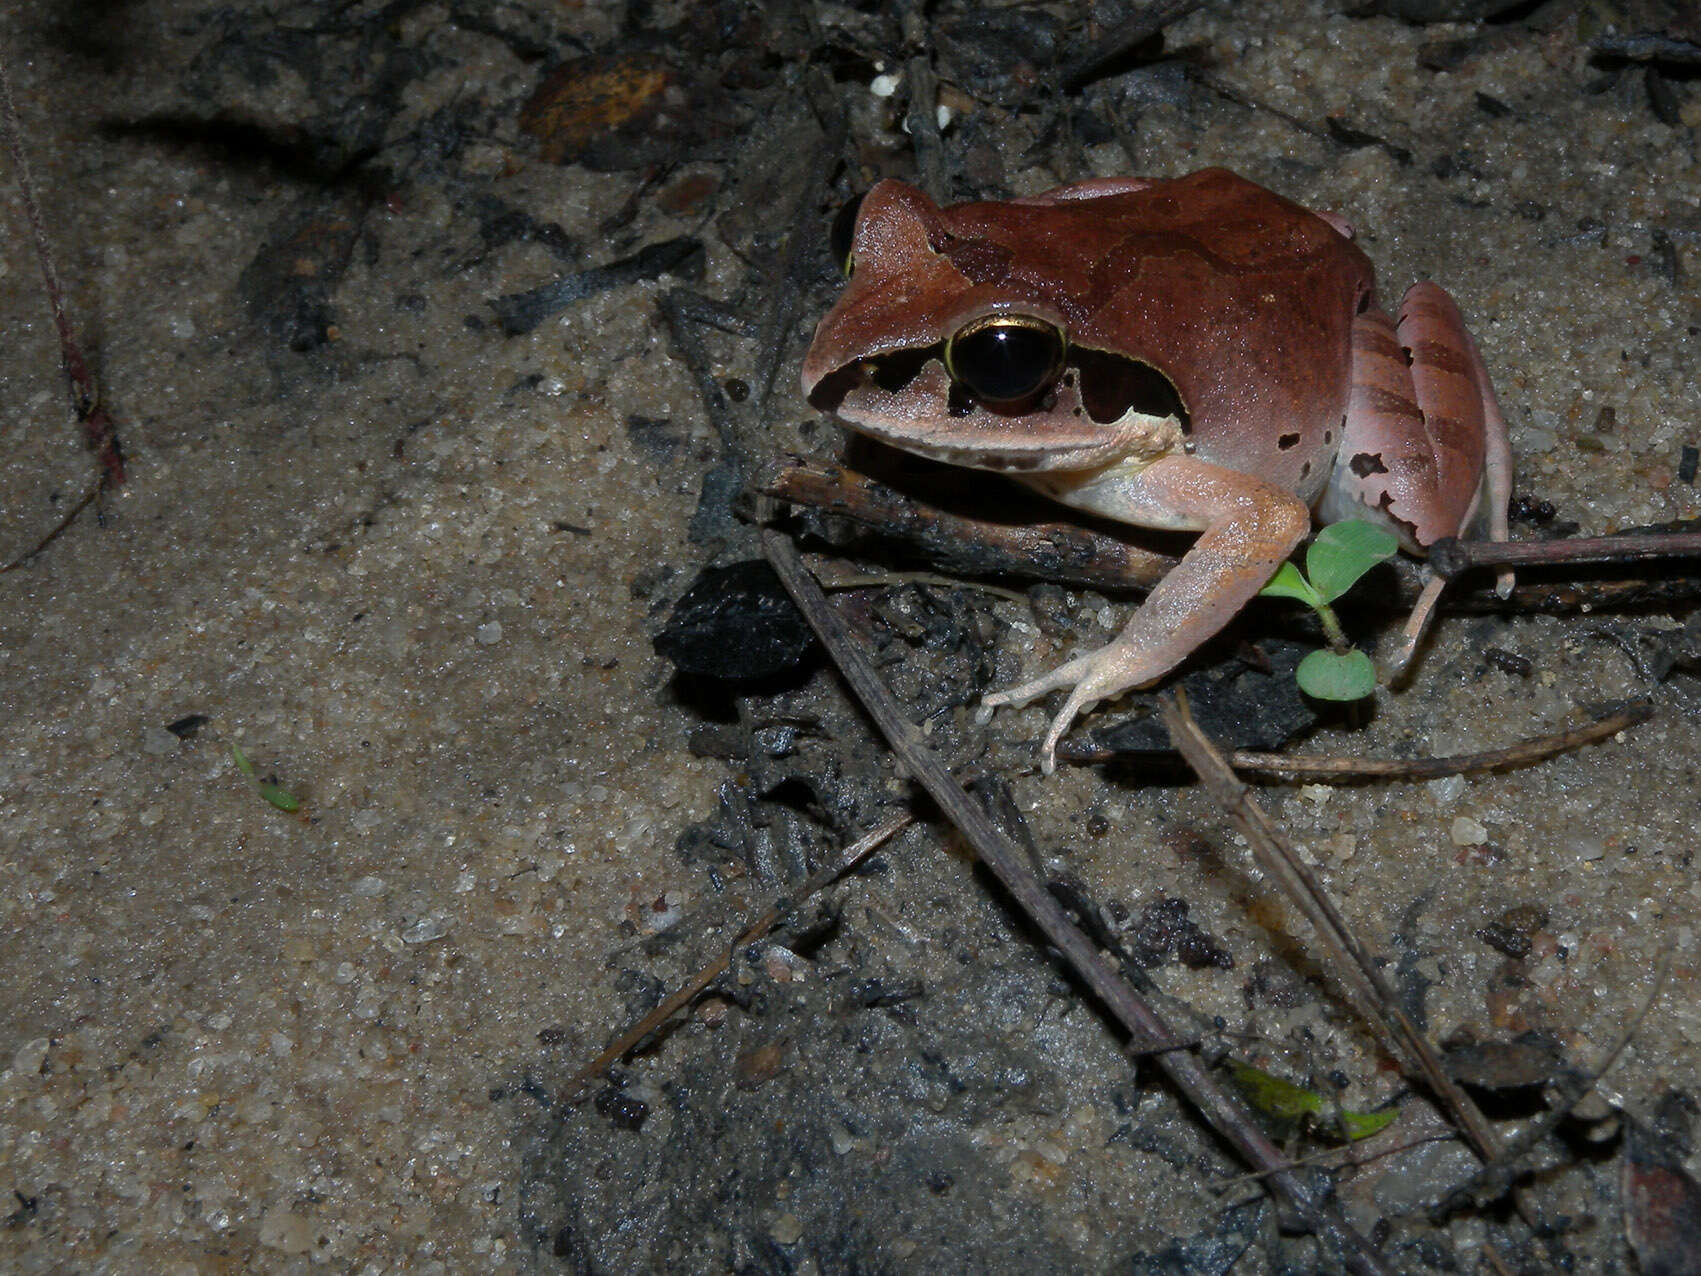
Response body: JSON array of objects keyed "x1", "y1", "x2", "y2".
[{"x1": 803, "y1": 169, "x2": 1512, "y2": 770}]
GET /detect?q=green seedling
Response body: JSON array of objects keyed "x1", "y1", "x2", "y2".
[
  {"x1": 1227, "y1": 1060, "x2": 1398, "y2": 1142},
  {"x1": 1259, "y1": 519, "x2": 1400, "y2": 701},
  {"x1": 231, "y1": 744, "x2": 302, "y2": 813}
]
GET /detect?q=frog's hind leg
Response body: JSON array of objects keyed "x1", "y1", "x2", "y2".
[
  {"x1": 1324, "y1": 282, "x2": 1514, "y2": 674},
  {"x1": 982, "y1": 455, "x2": 1310, "y2": 772},
  {"x1": 1324, "y1": 282, "x2": 1510, "y2": 551}
]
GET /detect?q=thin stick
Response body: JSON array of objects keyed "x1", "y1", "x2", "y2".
[
  {"x1": 1222, "y1": 700, "x2": 1650, "y2": 781},
  {"x1": 898, "y1": 1, "x2": 946, "y2": 198},
  {"x1": 0, "y1": 52, "x2": 125, "y2": 487},
  {"x1": 564, "y1": 811, "x2": 912, "y2": 1102},
  {"x1": 1431, "y1": 530, "x2": 1701, "y2": 577},
  {"x1": 0, "y1": 480, "x2": 102, "y2": 574},
  {"x1": 761, "y1": 459, "x2": 1174, "y2": 592},
  {"x1": 763, "y1": 528, "x2": 1395, "y2": 1276}
]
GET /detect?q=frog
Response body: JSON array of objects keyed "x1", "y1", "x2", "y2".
[{"x1": 801, "y1": 168, "x2": 1513, "y2": 771}]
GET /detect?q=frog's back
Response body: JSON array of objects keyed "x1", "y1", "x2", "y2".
[{"x1": 937, "y1": 171, "x2": 1375, "y2": 498}]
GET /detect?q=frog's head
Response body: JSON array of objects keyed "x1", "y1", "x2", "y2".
[{"x1": 802, "y1": 180, "x2": 1187, "y2": 474}]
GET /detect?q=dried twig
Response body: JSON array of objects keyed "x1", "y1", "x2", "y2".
[
  {"x1": 1163, "y1": 695, "x2": 1574, "y2": 1256},
  {"x1": 763, "y1": 527, "x2": 1394, "y2": 1276},
  {"x1": 897, "y1": 1, "x2": 946, "y2": 198},
  {"x1": 1222, "y1": 700, "x2": 1651, "y2": 782},
  {"x1": 0, "y1": 482, "x2": 103, "y2": 574},
  {"x1": 564, "y1": 811, "x2": 912, "y2": 1103},
  {"x1": 1430, "y1": 530, "x2": 1701, "y2": 578},
  {"x1": 1390, "y1": 525, "x2": 1701, "y2": 679},
  {"x1": 768, "y1": 461, "x2": 1701, "y2": 615},
  {"x1": 762, "y1": 459, "x2": 1174, "y2": 591},
  {"x1": 0, "y1": 50, "x2": 125, "y2": 488}
]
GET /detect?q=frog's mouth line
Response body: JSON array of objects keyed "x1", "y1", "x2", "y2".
[
  {"x1": 811, "y1": 345, "x2": 1188, "y2": 429},
  {"x1": 807, "y1": 345, "x2": 1191, "y2": 472}
]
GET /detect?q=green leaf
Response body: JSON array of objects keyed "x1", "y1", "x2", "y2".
[
  {"x1": 1306, "y1": 519, "x2": 1400, "y2": 604},
  {"x1": 233, "y1": 743, "x2": 300, "y2": 812},
  {"x1": 1229, "y1": 1061, "x2": 1397, "y2": 1142},
  {"x1": 1230, "y1": 1061, "x2": 1325, "y2": 1122},
  {"x1": 1295, "y1": 648, "x2": 1378, "y2": 701},
  {"x1": 258, "y1": 782, "x2": 301, "y2": 813},
  {"x1": 1340, "y1": 1107, "x2": 1398, "y2": 1140},
  {"x1": 1258, "y1": 560, "x2": 1321, "y2": 607}
]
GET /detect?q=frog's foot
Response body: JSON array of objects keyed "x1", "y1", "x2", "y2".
[{"x1": 979, "y1": 645, "x2": 1155, "y2": 774}]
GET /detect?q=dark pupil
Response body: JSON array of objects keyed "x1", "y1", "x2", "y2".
[{"x1": 952, "y1": 324, "x2": 1062, "y2": 403}]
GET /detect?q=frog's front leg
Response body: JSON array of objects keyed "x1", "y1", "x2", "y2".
[{"x1": 983, "y1": 455, "x2": 1311, "y2": 772}]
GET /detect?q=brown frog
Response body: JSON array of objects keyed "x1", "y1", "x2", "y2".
[{"x1": 803, "y1": 169, "x2": 1512, "y2": 770}]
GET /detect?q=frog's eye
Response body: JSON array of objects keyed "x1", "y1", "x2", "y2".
[
  {"x1": 830, "y1": 192, "x2": 866, "y2": 276},
  {"x1": 944, "y1": 315, "x2": 1067, "y2": 406}
]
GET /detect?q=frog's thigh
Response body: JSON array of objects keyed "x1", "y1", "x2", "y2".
[
  {"x1": 1331, "y1": 282, "x2": 1504, "y2": 548},
  {"x1": 989, "y1": 456, "x2": 1309, "y2": 763}
]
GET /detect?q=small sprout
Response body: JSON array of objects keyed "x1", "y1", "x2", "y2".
[
  {"x1": 1305, "y1": 520, "x2": 1401, "y2": 604},
  {"x1": 1259, "y1": 519, "x2": 1399, "y2": 701},
  {"x1": 1260, "y1": 560, "x2": 1323, "y2": 609},
  {"x1": 231, "y1": 744, "x2": 302, "y2": 812},
  {"x1": 1228, "y1": 1061, "x2": 1397, "y2": 1142},
  {"x1": 1296, "y1": 647, "x2": 1378, "y2": 701}
]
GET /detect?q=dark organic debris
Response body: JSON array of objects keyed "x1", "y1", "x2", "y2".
[
  {"x1": 238, "y1": 197, "x2": 365, "y2": 352},
  {"x1": 654, "y1": 559, "x2": 817, "y2": 681},
  {"x1": 592, "y1": 1084, "x2": 648, "y2": 1132},
  {"x1": 1070, "y1": 639, "x2": 1318, "y2": 759},
  {"x1": 165, "y1": 714, "x2": 211, "y2": 739},
  {"x1": 488, "y1": 237, "x2": 703, "y2": 335},
  {"x1": 1126, "y1": 1197, "x2": 1264, "y2": 1275},
  {"x1": 1127, "y1": 897, "x2": 1234, "y2": 971},
  {"x1": 1442, "y1": 1033, "x2": 1565, "y2": 1092},
  {"x1": 1624, "y1": 1102, "x2": 1701, "y2": 1276},
  {"x1": 519, "y1": 53, "x2": 739, "y2": 170}
]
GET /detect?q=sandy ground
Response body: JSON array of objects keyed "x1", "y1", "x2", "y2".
[{"x1": 2, "y1": 1, "x2": 1699, "y2": 1272}]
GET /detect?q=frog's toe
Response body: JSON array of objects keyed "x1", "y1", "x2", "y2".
[
  {"x1": 980, "y1": 655, "x2": 1114, "y2": 771},
  {"x1": 982, "y1": 655, "x2": 1092, "y2": 714},
  {"x1": 1035, "y1": 685, "x2": 1106, "y2": 774}
]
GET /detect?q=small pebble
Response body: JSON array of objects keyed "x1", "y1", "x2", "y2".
[
  {"x1": 401, "y1": 916, "x2": 449, "y2": 944},
  {"x1": 257, "y1": 1206, "x2": 315, "y2": 1254},
  {"x1": 9, "y1": 1037, "x2": 49, "y2": 1077},
  {"x1": 1427, "y1": 775, "x2": 1466, "y2": 806},
  {"x1": 1450, "y1": 816, "x2": 1488, "y2": 847}
]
